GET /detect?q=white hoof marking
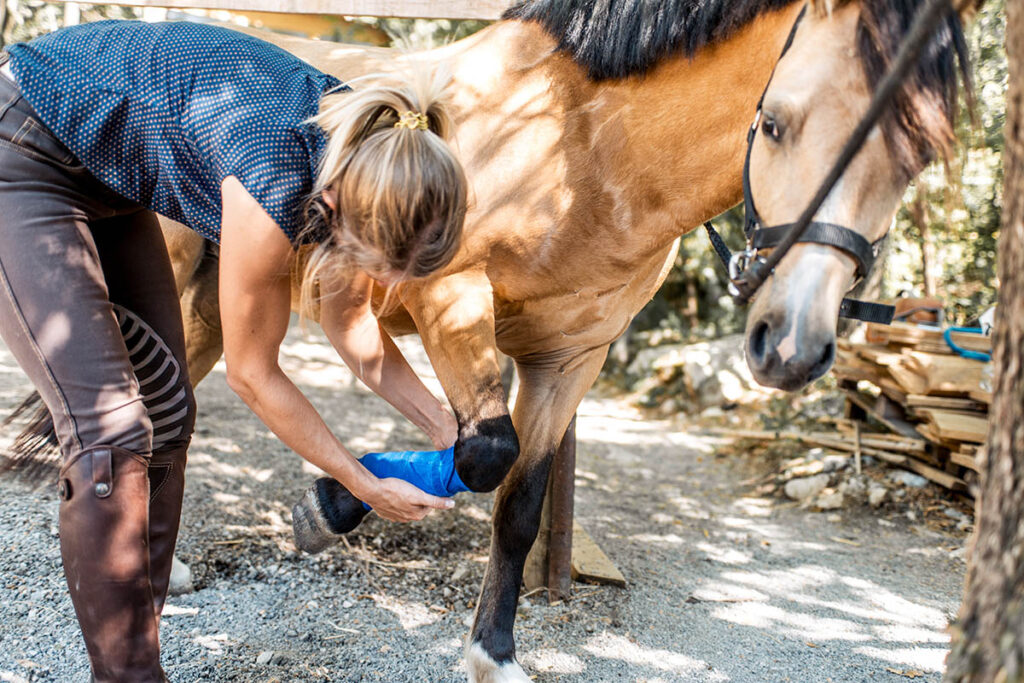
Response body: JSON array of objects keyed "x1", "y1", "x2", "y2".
[{"x1": 465, "y1": 642, "x2": 530, "y2": 683}]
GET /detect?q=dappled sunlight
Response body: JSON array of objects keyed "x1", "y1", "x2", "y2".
[
  {"x1": 729, "y1": 497, "x2": 774, "y2": 517},
  {"x1": 626, "y1": 532, "x2": 685, "y2": 546},
  {"x1": 667, "y1": 495, "x2": 713, "y2": 521},
  {"x1": 519, "y1": 648, "x2": 586, "y2": 675},
  {"x1": 582, "y1": 633, "x2": 725, "y2": 680},
  {"x1": 854, "y1": 646, "x2": 948, "y2": 673},
  {"x1": 370, "y1": 594, "x2": 445, "y2": 631},
  {"x1": 689, "y1": 562, "x2": 952, "y2": 672},
  {"x1": 711, "y1": 601, "x2": 873, "y2": 642},
  {"x1": 694, "y1": 541, "x2": 753, "y2": 565},
  {"x1": 189, "y1": 453, "x2": 276, "y2": 483}
]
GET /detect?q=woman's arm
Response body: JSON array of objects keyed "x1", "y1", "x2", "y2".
[
  {"x1": 218, "y1": 176, "x2": 452, "y2": 521},
  {"x1": 319, "y1": 271, "x2": 458, "y2": 450}
]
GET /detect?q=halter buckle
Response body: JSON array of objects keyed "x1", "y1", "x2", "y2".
[{"x1": 727, "y1": 247, "x2": 758, "y2": 297}]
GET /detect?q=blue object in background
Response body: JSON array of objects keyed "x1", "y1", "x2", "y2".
[
  {"x1": 943, "y1": 326, "x2": 992, "y2": 362},
  {"x1": 358, "y1": 445, "x2": 469, "y2": 510}
]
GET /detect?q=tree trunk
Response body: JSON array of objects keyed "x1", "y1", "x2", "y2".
[
  {"x1": 910, "y1": 194, "x2": 938, "y2": 298},
  {"x1": 946, "y1": 0, "x2": 1024, "y2": 679}
]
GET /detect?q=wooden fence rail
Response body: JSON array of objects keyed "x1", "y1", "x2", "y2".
[{"x1": 50, "y1": 0, "x2": 508, "y2": 20}]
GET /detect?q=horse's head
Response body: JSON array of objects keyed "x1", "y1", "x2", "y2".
[{"x1": 742, "y1": 0, "x2": 969, "y2": 391}]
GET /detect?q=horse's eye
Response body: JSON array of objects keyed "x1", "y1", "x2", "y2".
[{"x1": 761, "y1": 114, "x2": 783, "y2": 143}]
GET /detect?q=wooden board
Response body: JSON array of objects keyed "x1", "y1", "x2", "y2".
[
  {"x1": 50, "y1": 0, "x2": 510, "y2": 19},
  {"x1": 842, "y1": 389, "x2": 921, "y2": 439},
  {"x1": 866, "y1": 322, "x2": 992, "y2": 354},
  {"x1": 904, "y1": 352, "x2": 987, "y2": 396},
  {"x1": 950, "y1": 451, "x2": 980, "y2": 472},
  {"x1": 904, "y1": 458, "x2": 968, "y2": 491},
  {"x1": 906, "y1": 394, "x2": 988, "y2": 412},
  {"x1": 571, "y1": 521, "x2": 626, "y2": 588},
  {"x1": 918, "y1": 409, "x2": 990, "y2": 443},
  {"x1": 969, "y1": 389, "x2": 994, "y2": 405}
]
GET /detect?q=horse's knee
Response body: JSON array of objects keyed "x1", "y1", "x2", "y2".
[{"x1": 453, "y1": 414, "x2": 519, "y2": 492}]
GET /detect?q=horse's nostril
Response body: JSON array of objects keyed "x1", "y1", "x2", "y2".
[
  {"x1": 812, "y1": 340, "x2": 836, "y2": 377},
  {"x1": 749, "y1": 320, "x2": 770, "y2": 363}
]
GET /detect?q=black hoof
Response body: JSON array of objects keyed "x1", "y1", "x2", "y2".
[{"x1": 291, "y1": 478, "x2": 369, "y2": 554}]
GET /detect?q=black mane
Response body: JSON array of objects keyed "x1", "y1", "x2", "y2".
[
  {"x1": 502, "y1": 0, "x2": 799, "y2": 80},
  {"x1": 504, "y1": 0, "x2": 972, "y2": 176}
]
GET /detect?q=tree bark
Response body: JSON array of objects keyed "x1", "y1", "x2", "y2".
[
  {"x1": 910, "y1": 194, "x2": 939, "y2": 298},
  {"x1": 946, "y1": 0, "x2": 1024, "y2": 679}
]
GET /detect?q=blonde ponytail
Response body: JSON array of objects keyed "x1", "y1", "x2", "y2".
[{"x1": 297, "y1": 68, "x2": 467, "y2": 317}]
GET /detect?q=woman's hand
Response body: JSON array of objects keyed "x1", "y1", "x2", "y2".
[{"x1": 363, "y1": 478, "x2": 455, "y2": 522}]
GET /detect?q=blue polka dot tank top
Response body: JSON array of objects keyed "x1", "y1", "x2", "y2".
[{"x1": 6, "y1": 20, "x2": 344, "y2": 243}]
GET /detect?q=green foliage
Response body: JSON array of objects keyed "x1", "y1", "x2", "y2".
[
  {"x1": 354, "y1": 17, "x2": 489, "y2": 51},
  {"x1": 885, "y1": 0, "x2": 1006, "y2": 324},
  {"x1": 1, "y1": 2, "x2": 139, "y2": 46}
]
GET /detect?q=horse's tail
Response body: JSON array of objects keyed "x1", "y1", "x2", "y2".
[{"x1": 0, "y1": 391, "x2": 60, "y2": 485}]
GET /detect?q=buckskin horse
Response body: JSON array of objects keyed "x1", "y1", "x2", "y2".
[{"x1": 10, "y1": 0, "x2": 972, "y2": 680}]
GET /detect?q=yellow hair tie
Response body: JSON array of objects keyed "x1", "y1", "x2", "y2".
[{"x1": 394, "y1": 111, "x2": 429, "y2": 131}]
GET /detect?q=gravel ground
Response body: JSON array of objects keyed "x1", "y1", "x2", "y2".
[{"x1": 0, "y1": 324, "x2": 970, "y2": 682}]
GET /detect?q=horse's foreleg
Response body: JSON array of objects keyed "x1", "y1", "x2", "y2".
[
  {"x1": 466, "y1": 349, "x2": 608, "y2": 683},
  {"x1": 292, "y1": 272, "x2": 521, "y2": 551},
  {"x1": 405, "y1": 274, "x2": 519, "y2": 493}
]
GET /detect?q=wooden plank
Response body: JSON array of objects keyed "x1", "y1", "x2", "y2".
[
  {"x1": 969, "y1": 389, "x2": 994, "y2": 405},
  {"x1": 48, "y1": 0, "x2": 509, "y2": 19},
  {"x1": 906, "y1": 394, "x2": 988, "y2": 412},
  {"x1": 843, "y1": 389, "x2": 921, "y2": 439},
  {"x1": 886, "y1": 363, "x2": 929, "y2": 396},
  {"x1": 866, "y1": 322, "x2": 991, "y2": 354},
  {"x1": 917, "y1": 409, "x2": 989, "y2": 443},
  {"x1": 950, "y1": 451, "x2": 980, "y2": 472},
  {"x1": 904, "y1": 352, "x2": 987, "y2": 396},
  {"x1": 571, "y1": 521, "x2": 626, "y2": 588},
  {"x1": 903, "y1": 458, "x2": 968, "y2": 492},
  {"x1": 709, "y1": 428, "x2": 920, "y2": 460}
]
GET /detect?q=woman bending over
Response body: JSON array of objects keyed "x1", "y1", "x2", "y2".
[{"x1": 0, "y1": 19, "x2": 465, "y2": 681}]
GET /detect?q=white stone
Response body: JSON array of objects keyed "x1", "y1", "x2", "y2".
[
  {"x1": 168, "y1": 555, "x2": 194, "y2": 596},
  {"x1": 868, "y1": 486, "x2": 887, "y2": 507},
  {"x1": 256, "y1": 651, "x2": 274, "y2": 665},
  {"x1": 888, "y1": 470, "x2": 929, "y2": 488},
  {"x1": 815, "y1": 490, "x2": 845, "y2": 510},
  {"x1": 784, "y1": 473, "x2": 830, "y2": 501}
]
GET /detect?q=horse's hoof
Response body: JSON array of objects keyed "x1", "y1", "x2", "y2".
[
  {"x1": 465, "y1": 642, "x2": 531, "y2": 683},
  {"x1": 291, "y1": 478, "x2": 369, "y2": 554}
]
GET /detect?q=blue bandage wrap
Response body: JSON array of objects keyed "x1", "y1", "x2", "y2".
[{"x1": 358, "y1": 445, "x2": 469, "y2": 510}]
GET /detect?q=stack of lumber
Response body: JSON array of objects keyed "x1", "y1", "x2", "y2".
[{"x1": 832, "y1": 322, "x2": 992, "y2": 494}]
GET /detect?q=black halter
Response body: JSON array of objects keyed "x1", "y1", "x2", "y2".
[{"x1": 704, "y1": 4, "x2": 896, "y2": 325}]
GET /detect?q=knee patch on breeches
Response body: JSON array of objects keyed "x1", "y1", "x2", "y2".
[{"x1": 113, "y1": 305, "x2": 194, "y2": 453}]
